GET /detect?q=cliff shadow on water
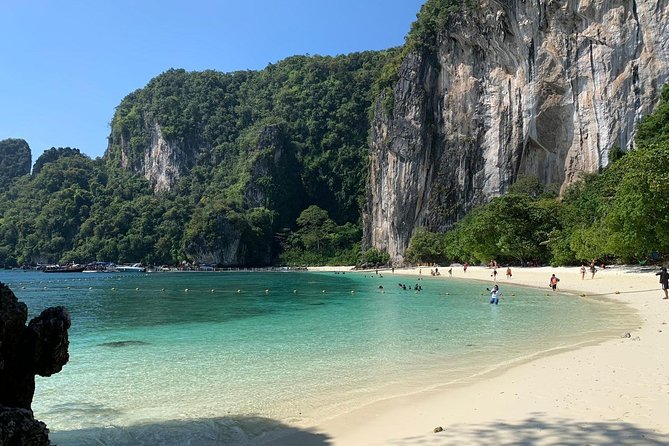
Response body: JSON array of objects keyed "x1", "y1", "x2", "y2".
[{"x1": 50, "y1": 415, "x2": 332, "y2": 446}]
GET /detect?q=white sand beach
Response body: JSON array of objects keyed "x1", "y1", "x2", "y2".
[{"x1": 276, "y1": 265, "x2": 669, "y2": 445}]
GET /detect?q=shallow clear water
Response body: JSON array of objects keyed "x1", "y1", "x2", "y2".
[{"x1": 2, "y1": 270, "x2": 634, "y2": 445}]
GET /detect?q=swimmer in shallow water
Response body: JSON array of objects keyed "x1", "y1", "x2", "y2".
[{"x1": 488, "y1": 285, "x2": 501, "y2": 305}]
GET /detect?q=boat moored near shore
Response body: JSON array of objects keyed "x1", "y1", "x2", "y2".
[
  {"x1": 42, "y1": 264, "x2": 86, "y2": 273},
  {"x1": 115, "y1": 263, "x2": 147, "y2": 273}
]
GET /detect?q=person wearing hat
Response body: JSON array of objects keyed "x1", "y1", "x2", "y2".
[{"x1": 656, "y1": 267, "x2": 669, "y2": 299}]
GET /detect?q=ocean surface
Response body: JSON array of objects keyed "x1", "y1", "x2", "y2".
[{"x1": 2, "y1": 270, "x2": 634, "y2": 445}]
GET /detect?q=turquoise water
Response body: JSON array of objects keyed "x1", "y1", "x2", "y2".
[{"x1": 2, "y1": 270, "x2": 633, "y2": 445}]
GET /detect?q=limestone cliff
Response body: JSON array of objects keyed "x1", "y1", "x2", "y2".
[
  {"x1": 142, "y1": 123, "x2": 193, "y2": 192},
  {"x1": 365, "y1": 0, "x2": 669, "y2": 265},
  {"x1": 115, "y1": 122, "x2": 196, "y2": 193}
]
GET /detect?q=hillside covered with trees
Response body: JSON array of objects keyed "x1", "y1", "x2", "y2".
[{"x1": 0, "y1": 50, "x2": 397, "y2": 267}]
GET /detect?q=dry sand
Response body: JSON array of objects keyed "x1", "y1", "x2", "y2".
[{"x1": 270, "y1": 265, "x2": 669, "y2": 445}]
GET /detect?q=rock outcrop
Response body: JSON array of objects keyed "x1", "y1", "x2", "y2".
[
  {"x1": 365, "y1": 0, "x2": 669, "y2": 264},
  {"x1": 141, "y1": 122, "x2": 194, "y2": 192},
  {"x1": 0, "y1": 282, "x2": 71, "y2": 445},
  {"x1": 113, "y1": 121, "x2": 198, "y2": 193}
]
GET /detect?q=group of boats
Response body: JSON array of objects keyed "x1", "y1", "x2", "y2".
[{"x1": 41, "y1": 263, "x2": 147, "y2": 273}]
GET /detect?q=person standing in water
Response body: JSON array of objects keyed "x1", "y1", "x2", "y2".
[
  {"x1": 489, "y1": 285, "x2": 501, "y2": 305},
  {"x1": 656, "y1": 267, "x2": 669, "y2": 300}
]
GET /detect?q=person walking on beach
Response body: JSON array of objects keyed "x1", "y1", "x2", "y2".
[
  {"x1": 656, "y1": 267, "x2": 669, "y2": 299},
  {"x1": 590, "y1": 262, "x2": 597, "y2": 279},
  {"x1": 463, "y1": 262, "x2": 468, "y2": 273},
  {"x1": 549, "y1": 274, "x2": 560, "y2": 292},
  {"x1": 492, "y1": 268, "x2": 498, "y2": 281},
  {"x1": 580, "y1": 265, "x2": 586, "y2": 280},
  {"x1": 489, "y1": 284, "x2": 501, "y2": 305},
  {"x1": 506, "y1": 267, "x2": 512, "y2": 279}
]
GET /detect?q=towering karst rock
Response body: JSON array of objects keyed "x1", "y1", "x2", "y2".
[{"x1": 364, "y1": 0, "x2": 669, "y2": 264}]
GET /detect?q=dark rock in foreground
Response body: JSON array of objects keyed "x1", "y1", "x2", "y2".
[
  {"x1": 0, "y1": 407, "x2": 50, "y2": 445},
  {"x1": 0, "y1": 282, "x2": 71, "y2": 445}
]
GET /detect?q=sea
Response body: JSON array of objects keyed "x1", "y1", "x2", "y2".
[{"x1": 1, "y1": 270, "x2": 635, "y2": 445}]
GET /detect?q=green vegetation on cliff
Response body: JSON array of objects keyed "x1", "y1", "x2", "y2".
[
  {"x1": 109, "y1": 52, "x2": 390, "y2": 223},
  {"x1": 0, "y1": 139, "x2": 31, "y2": 189},
  {"x1": 374, "y1": 0, "x2": 472, "y2": 114},
  {"x1": 406, "y1": 0, "x2": 470, "y2": 53}
]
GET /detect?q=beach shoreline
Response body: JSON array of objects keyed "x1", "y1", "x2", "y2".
[{"x1": 273, "y1": 265, "x2": 669, "y2": 445}]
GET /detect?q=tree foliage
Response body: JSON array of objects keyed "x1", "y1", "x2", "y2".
[
  {"x1": 636, "y1": 84, "x2": 669, "y2": 146},
  {"x1": 0, "y1": 138, "x2": 31, "y2": 189},
  {"x1": 406, "y1": 0, "x2": 471, "y2": 54},
  {"x1": 108, "y1": 52, "x2": 392, "y2": 224},
  {"x1": 33, "y1": 147, "x2": 83, "y2": 175},
  {"x1": 279, "y1": 205, "x2": 362, "y2": 266},
  {"x1": 445, "y1": 194, "x2": 559, "y2": 265}
]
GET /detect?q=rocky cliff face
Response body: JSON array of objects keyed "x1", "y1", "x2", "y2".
[
  {"x1": 365, "y1": 0, "x2": 669, "y2": 265},
  {"x1": 143, "y1": 123, "x2": 193, "y2": 192},
  {"x1": 116, "y1": 122, "x2": 196, "y2": 192}
]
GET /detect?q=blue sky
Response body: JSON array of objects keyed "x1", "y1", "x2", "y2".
[{"x1": 0, "y1": 1, "x2": 425, "y2": 162}]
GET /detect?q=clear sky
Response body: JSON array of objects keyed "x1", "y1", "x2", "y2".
[{"x1": 0, "y1": 0, "x2": 425, "y2": 162}]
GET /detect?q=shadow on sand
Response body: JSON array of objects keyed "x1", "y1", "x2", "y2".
[
  {"x1": 387, "y1": 414, "x2": 669, "y2": 445},
  {"x1": 50, "y1": 415, "x2": 331, "y2": 446}
]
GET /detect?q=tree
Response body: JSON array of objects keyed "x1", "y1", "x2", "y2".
[
  {"x1": 0, "y1": 138, "x2": 31, "y2": 189},
  {"x1": 295, "y1": 205, "x2": 336, "y2": 253},
  {"x1": 597, "y1": 144, "x2": 669, "y2": 261},
  {"x1": 636, "y1": 84, "x2": 669, "y2": 146},
  {"x1": 32, "y1": 147, "x2": 83, "y2": 175},
  {"x1": 361, "y1": 247, "x2": 390, "y2": 266},
  {"x1": 406, "y1": 228, "x2": 446, "y2": 264},
  {"x1": 448, "y1": 194, "x2": 559, "y2": 264}
]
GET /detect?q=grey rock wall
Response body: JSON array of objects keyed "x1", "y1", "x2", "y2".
[
  {"x1": 142, "y1": 123, "x2": 191, "y2": 192},
  {"x1": 365, "y1": 0, "x2": 669, "y2": 265}
]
